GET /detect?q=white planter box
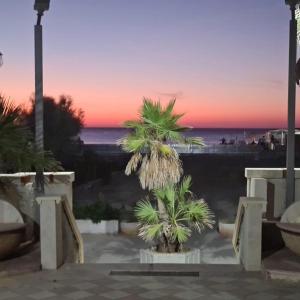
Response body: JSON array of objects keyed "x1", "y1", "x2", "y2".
[
  {"x1": 120, "y1": 222, "x2": 139, "y2": 235},
  {"x1": 140, "y1": 248, "x2": 200, "y2": 264},
  {"x1": 218, "y1": 222, "x2": 235, "y2": 239},
  {"x1": 76, "y1": 219, "x2": 119, "y2": 234}
]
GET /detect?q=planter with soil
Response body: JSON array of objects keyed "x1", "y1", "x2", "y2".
[{"x1": 218, "y1": 217, "x2": 235, "y2": 239}]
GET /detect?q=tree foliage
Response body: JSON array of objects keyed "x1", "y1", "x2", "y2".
[
  {"x1": 135, "y1": 176, "x2": 214, "y2": 253},
  {"x1": 25, "y1": 95, "x2": 84, "y2": 165},
  {"x1": 120, "y1": 98, "x2": 204, "y2": 190},
  {"x1": 0, "y1": 94, "x2": 61, "y2": 173}
]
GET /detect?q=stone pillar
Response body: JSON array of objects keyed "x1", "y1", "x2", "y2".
[
  {"x1": 247, "y1": 178, "x2": 267, "y2": 199},
  {"x1": 239, "y1": 197, "x2": 265, "y2": 271},
  {"x1": 36, "y1": 196, "x2": 63, "y2": 270}
]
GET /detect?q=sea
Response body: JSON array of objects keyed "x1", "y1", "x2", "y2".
[{"x1": 80, "y1": 128, "x2": 270, "y2": 146}]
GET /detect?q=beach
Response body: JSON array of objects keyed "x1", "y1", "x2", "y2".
[
  {"x1": 73, "y1": 127, "x2": 295, "y2": 223},
  {"x1": 73, "y1": 147, "x2": 288, "y2": 222}
]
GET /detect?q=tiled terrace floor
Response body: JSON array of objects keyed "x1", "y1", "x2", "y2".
[
  {"x1": 0, "y1": 264, "x2": 299, "y2": 300},
  {"x1": 83, "y1": 230, "x2": 238, "y2": 264}
]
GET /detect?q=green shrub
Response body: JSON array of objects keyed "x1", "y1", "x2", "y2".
[{"x1": 74, "y1": 200, "x2": 120, "y2": 223}]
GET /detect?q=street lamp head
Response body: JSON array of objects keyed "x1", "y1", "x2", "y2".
[
  {"x1": 0, "y1": 52, "x2": 3, "y2": 67},
  {"x1": 34, "y1": 0, "x2": 50, "y2": 14},
  {"x1": 285, "y1": 0, "x2": 300, "y2": 7},
  {"x1": 34, "y1": 0, "x2": 50, "y2": 25}
]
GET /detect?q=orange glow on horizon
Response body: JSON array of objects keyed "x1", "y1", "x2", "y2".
[
  {"x1": 2, "y1": 88, "x2": 295, "y2": 129},
  {"x1": 0, "y1": 70, "x2": 296, "y2": 129}
]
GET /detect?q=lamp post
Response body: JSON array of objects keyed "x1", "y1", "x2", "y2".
[
  {"x1": 34, "y1": 0, "x2": 50, "y2": 194},
  {"x1": 285, "y1": 0, "x2": 300, "y2": 208},
  {"x1": 0, "y1": 52, "x2": 3, "y2": 67}
]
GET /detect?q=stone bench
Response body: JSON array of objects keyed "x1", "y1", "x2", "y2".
[{"x1": 0, "y1": 223, "x2": 26, "y2": 260}]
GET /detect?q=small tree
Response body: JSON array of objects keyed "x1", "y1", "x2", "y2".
[
  {"x1": 135, "y1": 176, "x2": 214, "y2": 253},
  {"x1": 122, "y1": 98, "x2": 214, "y2": 253},
  {"x1": 120, "y1": 98, "x2": 204, "y2": 190}
]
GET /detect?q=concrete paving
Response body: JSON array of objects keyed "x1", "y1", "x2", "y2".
[
  {"x1": 263, "y1": 248, "x2": 300, "y2": 282},
  {"x1": 82, "y1": 230, "x2": 239, "y2": 264},
  {"x1": 0, "y1": 263, "x2": 299, "y2": 300}
]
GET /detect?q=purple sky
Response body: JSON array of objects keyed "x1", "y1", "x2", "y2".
[{"x1": 0, "y1": 0, "x2": 298, "y2": 127}]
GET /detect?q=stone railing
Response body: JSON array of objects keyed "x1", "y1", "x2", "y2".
[
  {"x1": 0, "y1": 172, "x2": 83, "y2": 269},
  {"x1": 233, "y1": 197, "x2": 265, "y2": 271},
  {"x1": 0, "y1": 172, "x2": 75, "y2": 225},
  {"x1": 233, "y1": 168, "x2": 300, "y2": 271}
]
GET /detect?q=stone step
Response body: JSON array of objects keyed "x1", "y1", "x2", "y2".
[
  {"x1": 62, "y1": 262, "x2": 248, "y2": 278},
  {"x1": 262, "y1": 248, "x2": 300, "y2": 283}
]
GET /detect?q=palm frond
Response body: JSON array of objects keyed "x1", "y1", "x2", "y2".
[
  {"x1": 184, "y1": 199, "x2": 215, "y2": 232},
  {"x1": 125, "y1": 152, "x2": 142, "y2": 175},
  {"x1": 123, "y1": 120, "x2": 142, "y2": 128},
  {"x1": 0, "y1": 95, "x2": 62, "y2": 173},
  {"x1": 178, "y1": 176, "x2": 192, "y2": 201},
  {"x1": 138, "y1": 223, "x2": 163, "y2": 242},
  {"x1": 121, "y1": 98, "x2": 205, "y2": 190},
  {"x1": 135, "y1": 176, "x2": 215, "y2": 252},
  {"x1": 170, "y1": 224, "x2": 191, "y2": 244},
  {"x1": 184, "y1": 137, "x2": 205, "y2": 147},
  {"x1": 135, "y1": 199, "x2": 159, "y2": 224},
  {"x1": 120, "y1": 135, "x2": 147, "y2": 153}
]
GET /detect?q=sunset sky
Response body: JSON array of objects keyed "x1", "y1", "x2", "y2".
[{"x1": 0, "y1": 0, "x2": 299, "y2": 128}]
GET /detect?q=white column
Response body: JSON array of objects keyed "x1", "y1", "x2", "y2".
[{"x1": 36, "y1": 196, "x2": 63, "y2": 270}]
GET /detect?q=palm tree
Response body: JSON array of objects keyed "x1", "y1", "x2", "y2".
[
  {"x1": 120, "y1": 98, "x2": 204, "y2": 190},
  {"x1": 135, "y1": 176, "x2": 214, "y2": 253},
  {"x1": 0, "y1": 94, "x2": 61, "y2": 173}
]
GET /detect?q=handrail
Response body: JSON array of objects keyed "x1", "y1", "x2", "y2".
[
  {"x1": 61, "y1": 196, "x2": 84, "y2": 263},
  {"x1": 232, "y1": 197, "x2": 266, "y2": 255},
  {"x1": 232, "y1": 197, "x2": 246, "y2": 254}
]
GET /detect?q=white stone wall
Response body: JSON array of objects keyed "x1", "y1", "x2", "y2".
[
  {"x1": 0, "y1": 172, "x2": 75, "y2": 224},
  {"x1": 245, "y1": 168, "x2": 300, "y2": 217},
  {"x1": 0, "y1": 200, "x2": 23, "y2": 223},
  {"x1": 234, "y1": 197, "x2": 265, "y2": 271},
  {"x1": 76, "y1": 219, "x2": 119, "y2": 234}
]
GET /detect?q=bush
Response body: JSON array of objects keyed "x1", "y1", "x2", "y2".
[{"x1": 74, "y1": 200, "x2": 120, "y2": 223}]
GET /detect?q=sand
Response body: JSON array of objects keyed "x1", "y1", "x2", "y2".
[{"x1": 73, "y1": 151, "x2": 288, "y2": 222}]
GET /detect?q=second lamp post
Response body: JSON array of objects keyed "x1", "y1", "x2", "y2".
[{"x1": 34, "y1": 0, "x2": 50, "y2": 194}]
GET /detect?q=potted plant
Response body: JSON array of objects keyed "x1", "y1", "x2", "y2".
[
  {"x1": 75, "y1": 200, "x2": 120, "y2": 235},
  {"x1": 121, "y1": 98, "x2": 214, "y2": 263},
  {"x1": 136, "y1": 176, "x2": 214, "y2": 263}
]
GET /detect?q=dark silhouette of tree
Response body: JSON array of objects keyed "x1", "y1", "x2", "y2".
[
  {"x1": 25, "y1": 95, "x2": 84, "y2": 166},
  {"x1": 0, "y1": 94, "x2": 61, "y2": 173}
]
